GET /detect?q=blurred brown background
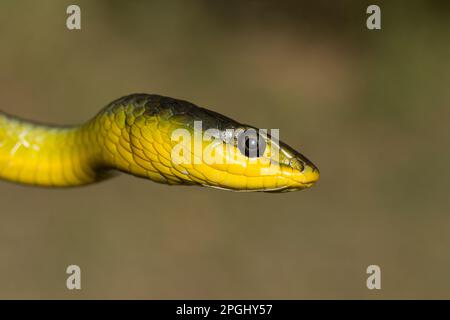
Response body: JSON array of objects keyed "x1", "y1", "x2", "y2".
[{"x1": 0, "y1": 0, "x2": 449, "y2": 299}]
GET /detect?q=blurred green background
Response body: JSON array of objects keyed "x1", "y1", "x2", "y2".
[{"x1": 0, "y1": 0, "x2": 449, "y2": 299}]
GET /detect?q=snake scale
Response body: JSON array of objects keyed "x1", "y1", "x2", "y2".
[{"x1": 0, "y1": 94, "x2": 319, "y2": 192}]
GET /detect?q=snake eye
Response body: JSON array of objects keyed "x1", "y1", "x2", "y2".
[{"x1": 237, "y1": 129, "x2": 266, "y2": 158}]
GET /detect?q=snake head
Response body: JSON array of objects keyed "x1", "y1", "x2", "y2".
[
  {"x1": 158, "y1": 101, "x2": 319, "y2": 192},
  {"x1": 111, "y1": 94, "x2": 319, "y2": 192}
]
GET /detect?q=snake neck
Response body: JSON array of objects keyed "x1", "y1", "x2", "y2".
[
  {"x1": 0, "y1": 101, "x2": 177, "y2": 187},
  {"x1": 0, "y1": 112, "x2": 105, "y2": 187}
]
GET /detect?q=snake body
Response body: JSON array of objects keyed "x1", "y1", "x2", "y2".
[{"x1": 0, "y1": 94, "x2": 319, "y2": 192}]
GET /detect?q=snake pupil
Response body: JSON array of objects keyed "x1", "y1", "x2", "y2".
[
  {"x1": 244, "y1": 137, "x2": 251, "y2": 157},
  {"x1": 238, "y1": 129, "x2": 266, "y2": 158}
]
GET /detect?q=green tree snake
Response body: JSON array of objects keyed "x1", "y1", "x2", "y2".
[{"x1": 0, "y1": 94, "x2": 319, "y2": 192}]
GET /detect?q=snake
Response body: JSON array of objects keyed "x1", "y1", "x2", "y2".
[{"x1": 0, "y1": 94, "x2": 319, "y2": 192}]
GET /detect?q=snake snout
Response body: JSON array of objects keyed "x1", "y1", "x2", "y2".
[
  {"x1": 289, "y1": 155, "x2": 320, "y2": 186},
  {"x1": 301, "y1": 162, "x2": 320, "y2": 185}
]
